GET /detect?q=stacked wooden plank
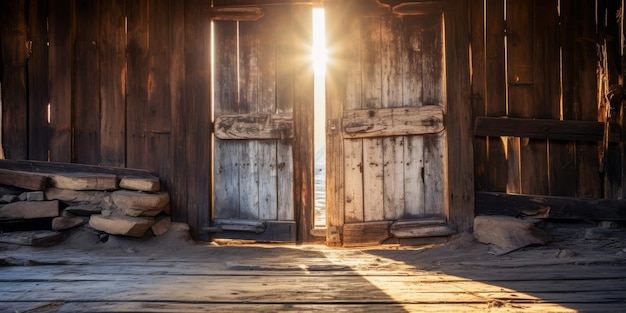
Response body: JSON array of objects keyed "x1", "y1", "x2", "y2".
[{"x1": 0, "y1": 160, "x2": 171, "y2": 246}]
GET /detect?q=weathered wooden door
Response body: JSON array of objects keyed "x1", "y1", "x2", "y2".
[
  {"x1": 325, "y1": 0, "x2": 472, "y2": 246},
  {"x1": 210, "y1": 4, "x2": 313, "y2": 241}
]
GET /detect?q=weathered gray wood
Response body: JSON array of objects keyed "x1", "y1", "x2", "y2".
[
  {"x1": 0, "y1": 168, "x2": 47, "y2": 190},
  {"x1": 51, "y1": 302, "x2": 626, "y2": 313},
  {"x1": 211, "y1": 219, "x2": 266, "y2": 233},
  {"x1": 212, "y1": 220, "x2": 296, "y2": 241},
  {"x1": 214, "y1": 113, "x2": 293, "y2": 140},
  {"x1": 342, "y1": 106, "x2": 444, "y2": 138},
  {"x1": 390, "y1": 221, "x2": 456, "y2": 238},
  {"x1": 343, "y1": 221, "x2": 391, "y2": 247},
  {"x1": 0, "y1": 200, "x2": 59, "y2": 220},
  {"x1": 0, "y1": 230, "x2": 63, "y2": 246}
]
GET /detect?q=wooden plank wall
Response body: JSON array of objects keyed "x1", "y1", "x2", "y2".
[
  {"x1": 471, "y1": 0, "x2": 625, "y2": 200},
  {"x1": 0, "y1": 0, "x2": 212, "y2": 240}
]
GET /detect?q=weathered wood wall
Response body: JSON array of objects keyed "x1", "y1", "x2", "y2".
[
  {"x1": 0, "y1": 0, "x2": 212, "y2": 239},
  {"x1": 471, "y1": 0, "x2": 625, "y2": 202}
]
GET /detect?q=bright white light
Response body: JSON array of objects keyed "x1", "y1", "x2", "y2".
[{"x1": 312, "y1": 8, "x2": 327, "y2": 75}]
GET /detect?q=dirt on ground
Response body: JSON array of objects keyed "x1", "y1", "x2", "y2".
[{"x1": 1, "y1": 219, "x2": 625, "y2": 268}]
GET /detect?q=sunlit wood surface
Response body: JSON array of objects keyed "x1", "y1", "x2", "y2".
[{"x1": 1, "y1": 235, "x2": 624, "y2": 313}]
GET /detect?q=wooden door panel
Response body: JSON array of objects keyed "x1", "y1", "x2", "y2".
[
  {"x1": 326, "y1": 0, "x2": 451, "y2": 246},
  {"x1": 211, "y1": 5, "x2": 305, "y2": 241}
]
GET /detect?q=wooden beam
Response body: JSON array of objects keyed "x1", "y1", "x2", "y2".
[
  {"x1": 342, "y1": 106, "x2": 444, "y2": 139},
  {"x1": 343, "y1": 221, "x2": 391, "y2": 247},
  {"x1": 476, "y1": 191, "x2": 626, "y2": 221},
  {"x1": 210, "y1": 7, "x2": 264, "y2": 21},
  {"x1": 474, "y1": 116, "x2": 622, "y2": 142},
  {"x1": 214, "y1": 113, "x2": 294, "y2": 140},
  {"x1": 0, "y1": 159, "x2": 157, "y2": 179},
  {"x1": 392, "y1": 2, "x2": 442, "y2": 16},
  {"x1": 0, "y1": 168, "x2": 47, "y2": 190}
]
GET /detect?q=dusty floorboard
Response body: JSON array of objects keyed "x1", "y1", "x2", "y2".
[{"x1": 0, "y1": 222, "x2": 625, "y2": 312}]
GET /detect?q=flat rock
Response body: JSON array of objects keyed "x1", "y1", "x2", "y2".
[
  {"x1": 0, "y1": 230, "x2": 63, "y2": 247},
  {"x1": 45, "y1": 188, "x2": 111, "y2": 206},
  {"x1": 50, "y1": 172, "x2": 118, "y2": 191},
  {"x1": 473, "y1": 215, "x2": 552, "y2": 254},
  {"x1": 64, "y1": 203, "x2": 103, "y2": 216},
  {"x1": 0, "y1": 194, "x2": 17, "y2": 203},
  {"x1": 0, "y1": 200, "x2": 59, "y2": 220},
  {"x1": 89, "y1": 214, "x2": 155, "y2": 238},
  {"x1": 21, "y1": 191, "x2": 45, "y2": 201},
  {"x1": 151, "y1": 216, "x2": 172, "y2": 236},
  {"x1": 52, "y1": 214, "x2": 88, "y2": 231},
  {"x1": 111, "y1": 190, "x2": 170, "y2": 217},
  {"x1": 119, "y1": 176, "x2": 160, "y2": 192}
]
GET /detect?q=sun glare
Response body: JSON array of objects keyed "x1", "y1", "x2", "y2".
[{"x1": 312, "y1": 8, "x2": 327, "y2": 75}]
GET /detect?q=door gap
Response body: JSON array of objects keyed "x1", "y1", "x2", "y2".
[{"x1": 313, "y1": 7, "x2": 326, "y2": 228}]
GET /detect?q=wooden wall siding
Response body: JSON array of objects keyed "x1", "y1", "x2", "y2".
[
  {"x1": 213, "y1": 5, "x2": 306, "y2": 226},
  {"x1": 471, "y1": 0, "x2": 625, "y2": 199},
  {"x1": 0, "y1": 0, "x2": 213, "y2": 239},
  {"x1": 1, "y1": 0, "x2": 28, "y2": 160}
]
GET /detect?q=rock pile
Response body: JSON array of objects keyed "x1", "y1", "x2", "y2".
[{"x1": 0, "y1": 162, "x2": 172, "y2": 246}]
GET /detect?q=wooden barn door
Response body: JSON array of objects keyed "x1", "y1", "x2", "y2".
[
  {"x1": 326, "y1": 0, "x2": 464, "y2": 246},
  {"x1": 210, "y1": 4, "x2": 313, "y2": 242}
]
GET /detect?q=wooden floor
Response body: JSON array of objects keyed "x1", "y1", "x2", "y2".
[{"x1": 1, "y1": 226, "x2": 625, "y2": 312}]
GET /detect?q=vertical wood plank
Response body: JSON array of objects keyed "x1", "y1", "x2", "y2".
[
  {"x1": 381, "y1": 16, "x2": 404, "y2": 220},
  {"x1": 238, "y1": 20, "x2": 260, "y2": 220},
  {"x1": 338, "y1": 11, "x2": 366, "y2": 223},
  {"x1": 169, "y1": 0, "x2": 187, "y2": 222},
  {"x1": 276, "y1": 6, "x2": 295, "y2": 222},
  {"x1": 0, "y1": 0, "x2": 27, "y2": 159},
  {"x1": 403, "y1": 15, "x2": 425, "y2": 218},
  {"x1": 484, "y1": 0, "x2": 508, "y2": 192},
  {"x1": 444, "y1": 0, "x2": 474, "y2": 231},
  {"x1": 126, "y1": 0, "x2": 149, "y2": 169},
  {"x1": 48, "y1": 0, "x2": 73, "y2": 162},
  {"x1": 257, "y1": 8, "x2": 278, "y2": 221},
  {"x1": 531, "y1": 0, "x2": 564, "y2": 196},
  {"x1": 506, "y1": 0, "x2": 535, "y2": 193},
  {"x1": 213, "y1": 21, "x2": 240, "y2": 219},
  {"x1": 147, "y1": 0, "x2": 172, "y2": 189},
  {"x1": 100, "y1": 0, "x2": 127, "y2": 167},
  {"x1": 567, "y1": 0, "x2": 600, "y2": 198},
  {"x1": 361, "y1": 16, "x2": 385, "y2": 222},
  {"x1": 27, "y1": 0, "x2": 50, "y2": 161},
  {"x1": 73, "y1": 0, "x2": 101, "y2": 165},
  {"x1": 344, "y1": 139, "x2": 364, "y2": 223},
  {"x1": 421, "y1": 14, "x2": 446, "y2": 217},
  {"x1": 184, "y1": 0, "x2": 212, "y2": 239},
  {"x1": 291, "y1": 5, "x2": 314, "y2": 241},
  {"x1": 470, "y1": 0, "x2": 487, "y2": 192}
]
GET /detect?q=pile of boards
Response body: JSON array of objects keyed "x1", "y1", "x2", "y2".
[{"x1": 0, "y1": 160, "x2": 171, "y2": 246}]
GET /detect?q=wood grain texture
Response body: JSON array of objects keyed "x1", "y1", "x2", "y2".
[
  {"x1": 99, "y1": 0, "x2": 127, "y2": 167},
  {"x1": 27, "y1": 0, "x2": 51, "y2": 161},
  {"x1": 214, "y1": 113, "x2": 293, "y2": 140},
  {"x1": 47, "y1": 0, "x2": 73, "y2": 162},
  {"x1": 342, "y1": 106, "x2": 444, "y2": 138}
]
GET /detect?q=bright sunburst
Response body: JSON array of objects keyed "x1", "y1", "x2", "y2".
[{"x1": 312, "y1": 8, "x2": 327, "y2": 75}]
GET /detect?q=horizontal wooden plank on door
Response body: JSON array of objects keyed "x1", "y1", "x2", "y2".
[
  {"x1": 342, "y1": 106, "x2": 444, "y2": 138},
  {"x1": 214, "y1": 113, "x2": 293, "y2": 140}
]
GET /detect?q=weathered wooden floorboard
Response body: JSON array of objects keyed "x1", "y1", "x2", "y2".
[{"x1": 44, "y1": 302, "x2": 626, "y2": 313}]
